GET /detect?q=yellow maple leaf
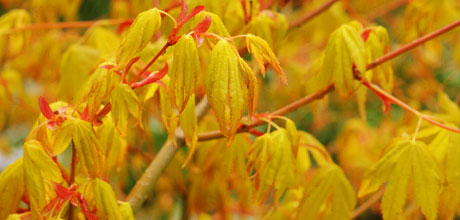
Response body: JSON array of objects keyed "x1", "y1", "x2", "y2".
[
  {"x1": 297, "y1": 164, "x2": 356, "y2": 220},
  {"x1": 180, "y1": 94, "x2": 198, "y2": 167},
  {"x1": 84, "y1": 178, "x2": 125, "y2": 220},
  {"x1": 62, "y1": 118, "x2": 104, "y2": 178},
  {"x1": 0, "y1": 158, "x2": 24, "y2": 219},
  {"x1": 58, "y1": 44, "x2": 100, "y2": 102},
  {"x1": 116, "y1": 8, "x2": 161, "y2": 67},
  {"x1": 245, "y1": 34, "x2": 287, "y2": 85},
  {"x1": 23, "y1": 140, "x2": 63, "y2": 218},
  {"x1": 205, "y1": 39, "x2": 246, "y2": 144},
  {"x1": 110, "y1": 83, "x2": 140, "y2": 135},
  {"x1": 249, "y1": 129, "x2": 296, "y2": 203},
  {"x1": 169, "y1": 35, "x2": 200, "y2": 113},
  {"x1": 359, "y1": 139, "x2": 441, "y2": 220},
  {"x1": 319, "y1": 21, "x2": 367, "y2": 96}
]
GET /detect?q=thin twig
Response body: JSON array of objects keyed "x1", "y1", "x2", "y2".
[
  {"x1": 367, "y1": 19, "x2": 460, "y2": 70},
  {"x1": 6, "y1": 19, "x2": 132, "y2": 34},
  {"x1": 128, "y1": 42, "x2": 171, "y2": 84},
  {"x1": 288, "y1": 0, "x2": 338, "y2": 29},
  {"x1": 359, "y1": 77, "x2": 460, "y2": 133},
  {"x1": 198, "y1": 84, "x2": 334, "y2": 141},
  {"x1": 351, "y1": 188, "x2": 385, "y2": 219},
  {"x1": 198, "y1": 18, "x2": 460, "y2": 141}
]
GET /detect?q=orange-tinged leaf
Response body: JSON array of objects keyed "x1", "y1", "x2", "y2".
[
  {"x1": 365, "y1": 26, "x2": 393, "y2": 92},
  {"x1": 238, "y1": 57, "x2": 259, "y2": 119},
  {"x1": 170, "y1": 35, "x2": 200, "y2": 112},
  {"x1": 77, "y1": 62, "x2": 121, "y2": 119},
  {"x1": 245, "y1": 34, "x2": 287, "y2": 85},
  {"x1": 0, "y1": 158, "x2": 24, "y2": 219},
  {"x1": 116, "y1": 8, "x2": 161, "y2": 67}
]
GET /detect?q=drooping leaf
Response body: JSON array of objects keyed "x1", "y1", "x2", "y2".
[
  {"x1": 67, "y1": 119, "x2": 104, "y2": 178},
  {"x1": 249, "y1": 129, "x2": 296, "y2": 203},
  {"x1": 297, "y1": 164, "x2": 356, "y2": 220},
  {"x1": 245, "y1": 34, "x2": 287, "y2": 85},
  {"x1": 180, "y1": 94, "x2": 198, "y2": 167},
  {"x1": 84, "y1": 178, "x2": 123, "y2": 220},
  {"x1": 359, "y1": 139, "x2": 441, "y2": 220},
  {"x1": 77, "y1": 63, "x2": 121, "y2": 119},
  {"x1": 95, "y1": 115, "x2": 128, "y2": 173},
  {"x1": 0, "y1": 158, "x2": 24, "y2": 219},
  {"x1": 205, "y1": 40, "x2": 247, "y2": 144},
  {"x1": 285, "y1": 118, "x2": 299, "y2": 155},
  {"x1": 438, "y1": 133, "x2": 460, "y2": 219},
  {"x1": 116, "y1": 8, "x2": 161, "y2": 67},
  {"x1": 159, "y1": 76, "x2": 179, "y2": 145},
  {"x1": 118, "y1": 201, "x2": 135, "y2": 220},
  {"x1": 23, "y1": 140, "x2": 63, "y2": 218},
  {"x1": 365, "y1": 26, "x2": 393, "y2": 92},
  {"x1": 320, "y1": 21, "x2": 367, "y2": 96},
  {"x1": 238, "y1": 57, "x2": 259, "y2": 119},
  {"x1": 169, "y1": 35, "x2": 200, "y2": 113},
  {"x1": 110, "y1": 83, "x2": 140, "y2": 135}
]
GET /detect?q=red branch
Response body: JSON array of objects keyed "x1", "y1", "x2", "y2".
[
  {"x1": 288, "y1": 0, "x2": 338, "y2": 29},
  {"x1": 9, "y1": 19, "x2": 132, "y2": 33},
  {"x1": 198, "y1": 84, "x2": 335, "y2": 141},
  {"x1": 198, "y1": 18, "x2": 460, "y2": 141},
  {"x1": 367, "y1": 19, "x2": 460, "y2": 69}
]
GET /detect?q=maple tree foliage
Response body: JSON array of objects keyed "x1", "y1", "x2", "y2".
[{"x1": 0, "y1": 0, "x2": 459, "y2": 220}]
